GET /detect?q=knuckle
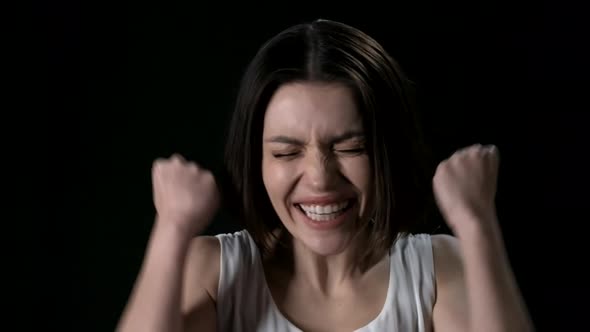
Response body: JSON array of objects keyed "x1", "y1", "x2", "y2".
[
  {"x1": 203, "y1": 171, "x2": 216, "y2": 185},
  {"x1": 170, "y1": 153, "x2": 185, "y2": 162},
  {"x1": 152, "y1": 159, "x2": 165, "y2": 171},
  {"x1": 187, "y1": 162, "x2": 197, "y2": 169},
  {"x1": 201, "y1": 169, "x2": 213, "y2": 180}
]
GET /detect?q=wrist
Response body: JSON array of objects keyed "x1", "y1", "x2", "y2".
[
  {"x1": 153, "y1": 217, "x2": 195, "y2": 247},
  {"x1": 452, "y1": 213, "x2": 502, "y2": 244},
  {"x1": 457, "y1": 223, "x2": 509, "y2": 267}
]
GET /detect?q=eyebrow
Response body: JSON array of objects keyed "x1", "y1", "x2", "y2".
[{"x1": 264, "y1": 130, "x2": 365, "y2": 145}]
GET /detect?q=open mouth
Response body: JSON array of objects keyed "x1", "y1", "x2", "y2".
[{"x1": 295, "y1": 199, "x2": 355, "y2": 222}]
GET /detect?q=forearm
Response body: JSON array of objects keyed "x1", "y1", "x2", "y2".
[
  {"x1": 457, "y1": 216, "x2": 534, "y2": 332},
  {"x1": 116, "y1": 219, "x2": 191, "y2": 332}
]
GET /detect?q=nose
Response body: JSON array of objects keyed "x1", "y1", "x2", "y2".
[{"x1": 303, "y1": 148, "x2": 339, "y2": 191}]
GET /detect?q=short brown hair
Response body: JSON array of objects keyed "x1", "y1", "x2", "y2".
[{"x1": 222, "y1": 19, "x2": 437, "y2": 265}]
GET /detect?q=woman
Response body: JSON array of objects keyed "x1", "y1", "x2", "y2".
[{"x1": 117, "y1": 19, "x2": 534, "y2": 332}]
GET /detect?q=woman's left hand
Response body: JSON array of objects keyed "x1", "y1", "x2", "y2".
[{"x1": 432, "y1": 144, "x2": 501, "y2": 235}]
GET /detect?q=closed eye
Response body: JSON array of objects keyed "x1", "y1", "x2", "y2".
[
  {"x1": 336, "y1": 148, "x2": 365, "y2": 154},
  {"x1": 273, "y1": 152, "x2": 299, "y2": 158}
]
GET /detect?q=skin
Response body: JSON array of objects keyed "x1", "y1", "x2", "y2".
[
  {"x1": 117, "y1": 81, "x2": 534, "y2": 332},
  {"x1": 431, "y1": 144, "x2": 534, "y2": 332},
  {"x1": 261, "y1": 82, "x2": 373, "y2": 288},
  {"x1": 260, "y1": 82, "x2": 390, "y2": 330}
]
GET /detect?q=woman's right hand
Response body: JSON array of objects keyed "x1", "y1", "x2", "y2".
[{"x1": 151, "y1": 154, "x2": 220, "y2": 238}]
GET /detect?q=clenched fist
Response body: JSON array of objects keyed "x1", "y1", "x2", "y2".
[
  {"x1": 151, "y1": 154, "x2": 220, "y2": 237},
  {"x1": 433, "y1": 144, "x2": 500, "y2": 234}
]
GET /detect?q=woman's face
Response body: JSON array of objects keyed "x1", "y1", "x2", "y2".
[{"x1": 262, "y1": 82, "x2": 372, "y2": 256}]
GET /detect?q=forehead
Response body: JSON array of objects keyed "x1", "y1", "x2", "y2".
[{"x1": 263, "y1": 82, "x2": 361, "y2": 135}]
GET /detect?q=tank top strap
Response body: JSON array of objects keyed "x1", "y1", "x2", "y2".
[
  {"x1": 215, "y1": 230, "x2": 269, "y2": 330},
  {"x1": 387, "y1": 233, "x2": 436, "y2": 332}
]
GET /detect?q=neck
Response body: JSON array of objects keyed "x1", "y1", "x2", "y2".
[{"x1": 277, "y1": 230, "x2": 383, "y2": 297}]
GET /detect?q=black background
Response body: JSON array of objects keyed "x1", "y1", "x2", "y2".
[{"x1": 36, "y1": 0, "x2": 589, "y2": 331}]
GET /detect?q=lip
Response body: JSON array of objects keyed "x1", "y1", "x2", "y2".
[
  {"x1": 294, "y1": 199, "x2": 356, "y2": 231},
  {"x1": 295, "y1": 194, "x2": 354, "y2": 205}
]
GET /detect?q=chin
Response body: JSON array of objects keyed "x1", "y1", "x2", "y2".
[{"x1": 290, "y1": 198, "x2": 360, "y2": 256}]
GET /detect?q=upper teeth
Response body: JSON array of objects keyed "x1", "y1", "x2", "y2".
[{"x1": 299, "y1": 201, "x2": 349, "y2": 214}]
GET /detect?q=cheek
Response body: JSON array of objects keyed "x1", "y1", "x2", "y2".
[
  {"x1": 262, "y1": 159, "x2": 294, "y2": 205},
  {"x1": 341, "y1": 156, "x2": 372, "y2": 192}
]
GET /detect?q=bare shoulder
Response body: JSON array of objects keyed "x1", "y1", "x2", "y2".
[
  {"x1": 183, "y1": 236, "x2": 221, "y2": 304},
  {"x1": 431, "y1": 234, "x2": 462, "y2": 276},
  {"x1": 431, "y1": 234, "x2": 469, "y2": 332},
  {"x1": 431, "y1": 233, "x2": 463, "y2": 291}
]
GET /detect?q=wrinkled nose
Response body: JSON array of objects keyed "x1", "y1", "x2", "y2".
[{"x1": 303, "y1": 149, "x2": 339, "y2": 191}]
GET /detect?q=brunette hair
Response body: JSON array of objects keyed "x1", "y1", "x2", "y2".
[{"x1": 222, "y1": 19, "x2": 437, "y2": 264}]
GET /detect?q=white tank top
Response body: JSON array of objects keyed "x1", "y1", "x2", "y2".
[{"x1": 215, "y1": 230, "x2": 435, "y2": 332}]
